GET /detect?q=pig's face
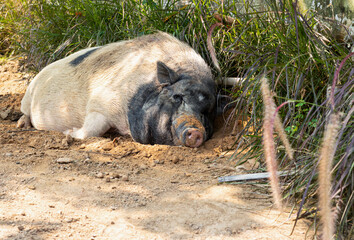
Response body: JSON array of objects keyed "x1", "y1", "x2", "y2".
[{"x1": 128, "y1": 61, "x2": 216, "y2": 147}]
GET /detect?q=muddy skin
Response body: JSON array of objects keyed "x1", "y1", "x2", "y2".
[{"x1": 172, "y1": 114, "x2": 206, "y2": 148}]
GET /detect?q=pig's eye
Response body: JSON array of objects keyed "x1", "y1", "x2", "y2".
[{"x1": 173, "y1": 94, "x2": 183, "y2": 104}]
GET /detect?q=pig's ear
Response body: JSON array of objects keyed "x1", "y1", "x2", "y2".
[{"x1": 157, "y1": 61, "x2": 179, "y2": 85}]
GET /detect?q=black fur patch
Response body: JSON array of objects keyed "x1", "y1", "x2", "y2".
[
  {"x1": 127, "y1": 83, "x2": 174, "y2": 145},
  {"x1": 128, "y1": 80, "x2": 216, "y2": 145},
  {"x1": 69, "y1": 48, "x2": 99, "y2": 66}
]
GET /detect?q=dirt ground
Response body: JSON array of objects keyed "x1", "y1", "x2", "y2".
[{"x1": 0, "y1": 60, "x2": 314, "y2": 239}]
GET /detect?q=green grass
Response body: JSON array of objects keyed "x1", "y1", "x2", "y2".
[{"x1": 1, "y1": 0, "x2": 353, "y2": 238}]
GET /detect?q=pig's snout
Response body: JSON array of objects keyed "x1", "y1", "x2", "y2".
[
  {"x1": 184, "y1": 128, "x2": 204, "y2": 148},
  {"x1": 172, "y1": 114, "x2": 206, "y2": 147}
]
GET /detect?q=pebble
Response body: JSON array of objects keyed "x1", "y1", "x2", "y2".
[
  {"x1": 96, "y1": 172, "x2": 104, "y2": 178},
  {"x1": 235, "y1": 166, "x2": 246, "y2": 171},
  {"x1": 171, "y1": 156, "x2": 180, "y2": 164},
  {"x1": 0, "y1": 108, "x2": 11, "y2": 119},
  {"x1": 121, "y1": 175, "x2": 129, "y2": 181},
  {"x1": 111, "y1": 173, "x2": 121, "y2": 179},
  {"x1": 18, "y1": 226, "x2": 24, "y2": 231},
  {"x1": 65, "y1": 217, "x2": 79, "y2": 223},
  {"x1": 204, "y1": 159, "x2": 211, "y2": 164},
  {"x1": 5, "y1": 152, "x2": 13, "y2": 157},
  {"x1": 101, "y1": 142, "x2": 114, "y2": 151},
  {"x1": 154, "y1": 160, "x2": 164, "y2": 165},
  {"x1": 105, "y1": 177, "x2": 111, "y2": 182},
  {"x1": 28, "y1": 185, "x2": 36, "y2": 190},
  {"x1": 56, "y1": 157, "x2": 73, "y2": 164}
]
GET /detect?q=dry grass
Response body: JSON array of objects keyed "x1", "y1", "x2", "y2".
[
  {"x1": 261, "y1": 76, "x2": 282, "y2": 209},
  {"x1": 318, "y1": 112, "x2": 341, "y2": 240}
]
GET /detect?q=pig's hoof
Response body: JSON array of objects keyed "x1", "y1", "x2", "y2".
[
  {"x1": 184, "y1": 129, "x2": 204, "y2": 148},
  {"x1": 17, "y1": 115, "x2": 32, "y2": 129},
  {"x1": 63, "y1": 129, "x2": 73, "y2": 135},
  {"x1": 64, "y1": 128, "x2": 86, "y2": 139}
]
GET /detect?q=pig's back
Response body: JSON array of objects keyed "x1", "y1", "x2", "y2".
[{"x1": 23, "y1": 47, "x2": 101, "y2": 131}]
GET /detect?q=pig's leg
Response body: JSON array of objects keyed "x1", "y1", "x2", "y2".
[{"x1": 64, "y1": 112, "x2": 110, "y2": 139}]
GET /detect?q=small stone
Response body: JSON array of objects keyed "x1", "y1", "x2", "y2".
[
  {"x1": 111, "y1": 173, "x2": 121, "y2": 179},
  {"x1": 79, "y1": 144, "x2": 86, "y2": 149},
  {"x1": 111, "y1": 221, "x2": 115, "y2": 225},
  {"x1": 235, "y1": 166, "x2": 246, "y2": 171},
  {"x1": 65, "y1": 217, "x2": 79, "y2": 223},
  {"x1": 5, "y1": 153, "x2": 13, "y2": 157},
  {"x1": 96, "y1": 172, "x2": 104, "y2": 178},
  {"x1": 18, "y1": 226, "x2": 24, "y2": 231},
  {"x1": 143, "y1": 152, "x2": 151, "y2": 158},
  {"x1": 56, "y1": 157, "x2": 73, "y2": 164},
  {"x1": 171, "y1": 156, "x2": 180, "y2": 164},
  {"x1": 101, "y1": 142, "x2": 114, "y2": 151},
  {"x1": 28, "y1": 185, "x2": 36, "y2": 190},
  {"x1": 121, "y1": 175, "x2": 129, "y2": 181},
  {"x1": 105, "y1": 177, "x2": 111, "y2": 182},
  {"x1": 0, "y1": 108, "x2": 11, "y2": 119},
  {"x1": 49, "y1": 205, "x2": 55, "y2": 208}
]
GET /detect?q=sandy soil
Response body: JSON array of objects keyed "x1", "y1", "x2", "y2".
[{"x1": 0, "y1": 60, "x2": 314, "y2": 239}]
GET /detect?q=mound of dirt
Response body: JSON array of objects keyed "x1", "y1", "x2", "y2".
[{"x1": 0, "y1": 60, "x2": 313, "y2": 239}]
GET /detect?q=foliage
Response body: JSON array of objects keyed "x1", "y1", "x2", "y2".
[{"x1": 1, "y1": 0, "x2": 353, "y2": 238}]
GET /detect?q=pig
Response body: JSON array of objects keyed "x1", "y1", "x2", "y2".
[{"x1": 17, "y1": 32, "x2": 216, "y2": 148}]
